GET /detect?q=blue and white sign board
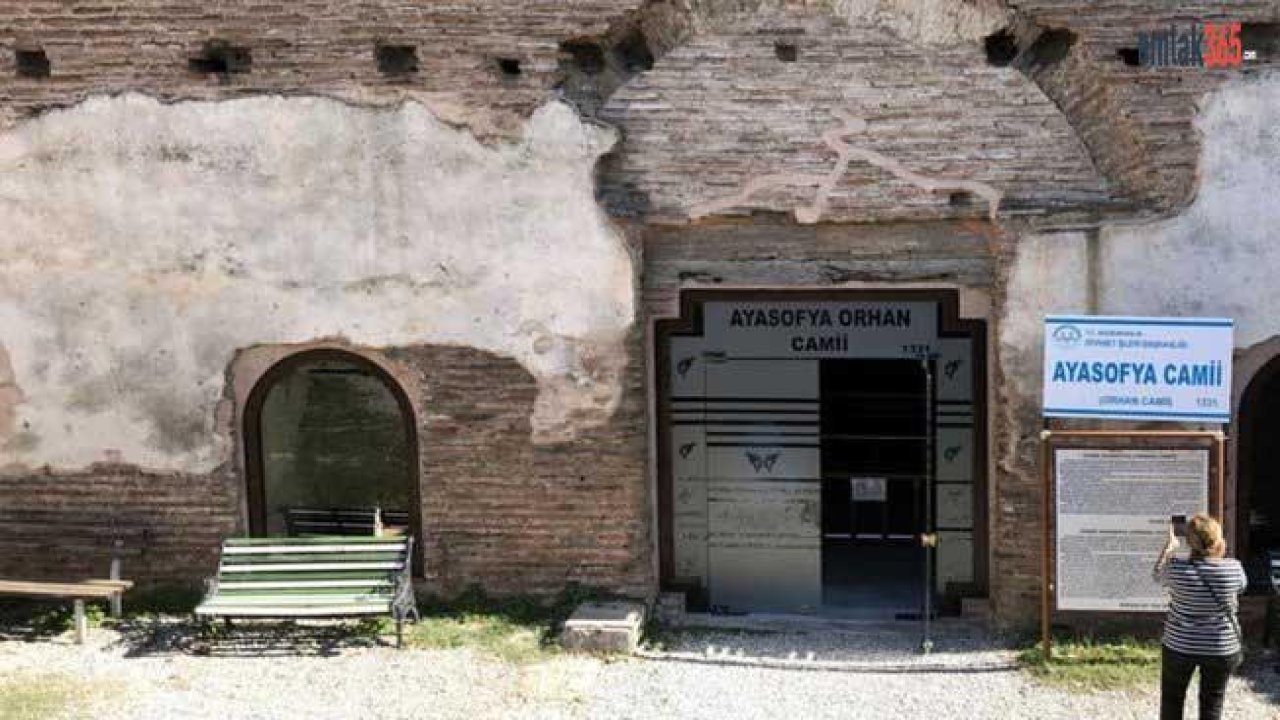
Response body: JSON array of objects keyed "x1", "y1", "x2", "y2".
[{"x1": 1043, "y1": 316, "x2": 1233, "y2": 423}]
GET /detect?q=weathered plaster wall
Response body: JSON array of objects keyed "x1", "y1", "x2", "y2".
[
  {"x1": 0, "y1": 95, "x2": 635, "y2": 473},
  {"x1": 1098, "y1": 75, "x2": 1280, "y2": 340},
  {"x1": 994, "y1": 73, "x2": 1280, "y2": 625}
]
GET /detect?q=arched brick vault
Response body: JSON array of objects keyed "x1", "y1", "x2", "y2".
[{"x1": 577, "y1": 0, "x2": 1279, "y2": 225}]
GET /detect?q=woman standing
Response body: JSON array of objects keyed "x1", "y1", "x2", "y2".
[{"x1": 1153, "y1": 513, "x2": 1248, "y2": 720}]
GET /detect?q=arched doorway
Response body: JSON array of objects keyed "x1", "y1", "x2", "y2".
[
  {"x1": 1237, "y1": 355, "x2": 1280, "y2": 592},
  {"x1": 243, "y1": 349, "x2": 422, "y2": 571}
]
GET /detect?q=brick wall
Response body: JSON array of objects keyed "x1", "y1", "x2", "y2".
[
  {"x1": 1011, "y1": 1, "x2": 1280, "y2": 209},
  {"x1": 0, "y1": 467, "x2": 240, "y2": 585},
  {"x1": 0, "y1": 340, "x2": 653, "y2": 599},
  {"x1": 0, "y1": 0, "x2": 642, "y2": 136},
  {"x1": 393, "y1": 341, "x2": 652, "y2": 599}
]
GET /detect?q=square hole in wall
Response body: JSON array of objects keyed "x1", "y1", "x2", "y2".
[
  {"x1": 612, "y1": 29, "x2": 653, "y2": 73},
  {"x1": 775, "y1": 42, "x2": 799, "y2": 62},
  {"x1": 376, "y1": 44, "x2": 418, "y2": 75},
  {"x1": 497, "y1": 57, "x2": 522, "y2": 78},
  {"x1": 189, "y1": 40, "x2": 252, "y2": 76},
  {"x1": 15, "y1": 48, "x2": 50, "y2": 79}
]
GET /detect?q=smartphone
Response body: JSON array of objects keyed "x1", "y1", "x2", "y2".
[{"x1": 1171, "y1": 514, "x2": 1188, "y2": 537}]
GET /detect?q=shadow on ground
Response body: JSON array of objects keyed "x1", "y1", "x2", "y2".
[
  {"x1": 1239, "y1": 649, "x2": 1280, "y2": 705},
  {"x1": 108, "y1": 617, "x2": 393, "y2": 658},
  {"x1": 0, "y1": 598, "x2": 394, "y2": 657}
]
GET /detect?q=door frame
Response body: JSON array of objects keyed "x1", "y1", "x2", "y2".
[{"x1": 653, "y1": 288, "x2": 988, "y2": 604}]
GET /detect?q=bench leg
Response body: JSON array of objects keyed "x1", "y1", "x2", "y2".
[
  {"x1": 396, "y1": 618, "x2": 403, "y2": 649},
  {"x1": 73, "y1": 599, "x2": 87, "y2": 644}
]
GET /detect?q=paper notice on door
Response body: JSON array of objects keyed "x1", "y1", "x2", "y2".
[{"x1": 850, "y1": 477, "x2": 887, "y2": 502}]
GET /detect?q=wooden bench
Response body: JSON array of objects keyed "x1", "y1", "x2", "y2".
[
  {"x1": 282, "y1": 507, "x2": 410, "y2": 537},
  {"x1": 0, "y1": 543, "x2": 134, "y2": 644},
  {"x1": 194, "y1": 535, "x2": 418, "y2": 647}
]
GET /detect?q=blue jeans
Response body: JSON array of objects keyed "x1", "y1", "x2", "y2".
[{"x1": 1160, "y1": 646, "x2": 1242, "y2": 720}]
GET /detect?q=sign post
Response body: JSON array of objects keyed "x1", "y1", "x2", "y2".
[{"x1": 1039, "y1": 316, "x2": 1234, "y2": 661}]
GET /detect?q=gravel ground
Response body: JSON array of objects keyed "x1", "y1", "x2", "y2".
[{"x1": 2, "y1": 618, "x2": 1277, "y2": 720}]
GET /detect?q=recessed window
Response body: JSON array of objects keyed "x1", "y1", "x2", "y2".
[
  {"x1": 376, "y1": 44, "x2": 418, "y2": 75},
  {"x1": 189, "y1": 40, "x2": 252, "y2": 76},
  {"x1": 497, "y1": 57, "x2": 522, "y2": 78},
  {"x1": 775, "y1": 43, "x2": 799, "y2": 62},
  {"x1": 15, "y1": 48, "x2": 50, "y2": 79}
]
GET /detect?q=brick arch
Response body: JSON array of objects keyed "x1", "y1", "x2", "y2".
[
  {"x1": 240, "y1": 347, "x2": 424, "y2": 574},
  {"x1": 1233, "y1": 339, "x2": 1280, "y2": 571}
]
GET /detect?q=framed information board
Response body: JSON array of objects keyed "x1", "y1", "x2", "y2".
[
  {"x1": 1053, "y1": 447, "x2": 1210, "y2": 611},
  {"x1": 1040, "y1": 431, "x2": 1224, "y2": 652}
]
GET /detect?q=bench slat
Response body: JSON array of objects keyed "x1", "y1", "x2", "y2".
[
  {"x1": 218, "y1": 562, "x2": 402, "y2": 573},
  {"x1": 221, "y1": 551, "x2": 402, "y2": 564},
  {"x1": 200, "y1": 593, "x2": 392, "y2": 604},
  {"x1": 219, "y1": 580, "x2": 394, "y2": 590},
  {"x1": 0, "y1": 580, "x2": 124, "y2": 598},
  {"x1": 218, "y1": 570, "x2": 395, "y2": 582},
  {"x1": 216, "y1": 585, "x2": 393, "y2": 596},
  {"x1": 194, "y1": 603, "x2": 391, "y2": 617},
  {"x1": 223, "y1": 544, "x2": 406, "y2": 555},
  {"x1": 226, "y1": 536, "x2": 400, "y2": 546}
]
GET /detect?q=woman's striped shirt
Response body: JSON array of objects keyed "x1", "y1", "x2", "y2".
[{"x1": 1155, "y1": 557, "x2": 1247, "y2": 656}]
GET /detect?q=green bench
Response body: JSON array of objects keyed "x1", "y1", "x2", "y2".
[{"x1": 194, "y1": 535, "x2": 418, "y2": 647}]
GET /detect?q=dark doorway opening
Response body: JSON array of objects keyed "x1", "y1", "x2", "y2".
[
  {"x1": 820, "y1": 359, "x2": 929, "y2": 617},
  {"x1": 243, "y1": 350, "x2": 423, "y2": 573},
  {"x1": 1238, "y1": 358, "x2": 1280, "y2": 592}
]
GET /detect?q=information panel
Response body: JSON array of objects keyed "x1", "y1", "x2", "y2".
[
  {"x1": 1055, "y1": 448, "x2": 1209, "y2": 611},
  {"x1": 1042, "y1": 316, "x2": 1233, "y2": 423}
]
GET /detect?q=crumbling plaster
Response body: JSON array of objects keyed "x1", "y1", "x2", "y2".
[
  {"x1": 0, "y1": 94, "x2": 636, "y2": 473},
  {"x1": 994, "y1": 73, "x2": 1280, "y2": 623},
  {"x1": 1098, "y1": 74, "x2": 1280, "y2": 346},
  {"x1": 1001, "y1": 72, "x2": 1280, "y2": 422}
]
